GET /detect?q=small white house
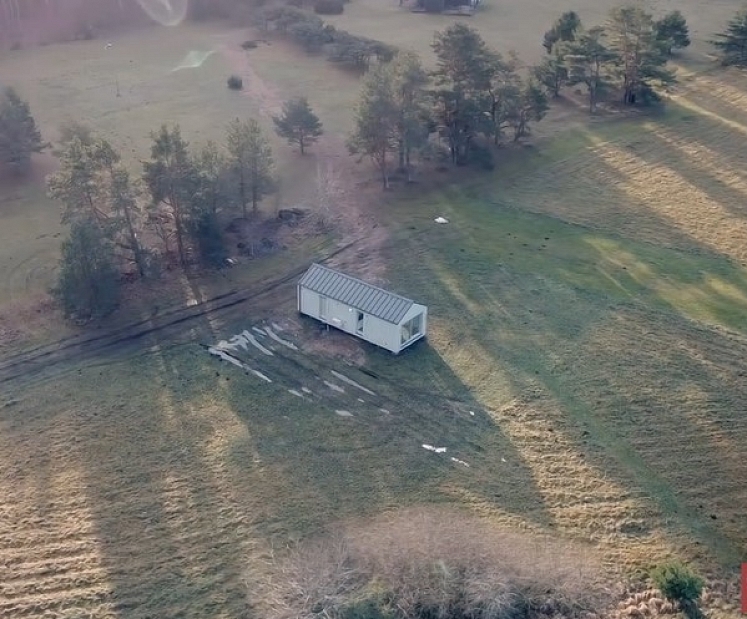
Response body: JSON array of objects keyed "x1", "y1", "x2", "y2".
[{"x1": 298, "y1": 263, "x2": 428, "y2": 354}]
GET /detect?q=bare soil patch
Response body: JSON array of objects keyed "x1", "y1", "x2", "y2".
[{"x1": 217, "y1": 32, "x2": 391, "y2": 281}]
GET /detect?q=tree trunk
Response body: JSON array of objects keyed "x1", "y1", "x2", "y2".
[
  {"x1": 239, "y1": 169, "x2": 247, "y2": 219},
  {"x1": 380, "y1": 150, "x2": 389, "y2": 189},
  {"x1": 122, "y1": 203, "x2": 145, "y2": 277},
  {"x1": 252, "y1": 184, "x2": 258, "y2": 212},
  {"x1": 173, "y1": 203, "x2": 186, "y2": 267}
]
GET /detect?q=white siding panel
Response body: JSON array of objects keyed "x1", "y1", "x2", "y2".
[
  {"x1": 362, "y1": 315, "x2": 399, "y2": 353},
  {"x1": 299, "y1": 287, "x2": 320, "y2": 318},
  {"x1": 299, "y1": 283, "x2": 424, "y2": 354}
]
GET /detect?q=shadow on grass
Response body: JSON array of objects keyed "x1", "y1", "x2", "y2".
[
  {"x1": 208, "y1": 310, "x2": 556, "y2": 541},
  {"x1": 383, "y1": 179, "x2": 747, "y2": 569}
]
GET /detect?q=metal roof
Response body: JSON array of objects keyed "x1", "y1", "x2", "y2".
[{"x1": 299, "y1": 263, "x2": 416, "y2": 324}]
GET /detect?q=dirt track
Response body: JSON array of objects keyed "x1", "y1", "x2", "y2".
[{"x1": 0, "y1": 240, "x2": 359, "y2": 388}]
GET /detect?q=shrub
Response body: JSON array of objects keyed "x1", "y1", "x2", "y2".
[
  {"x1": 260, "y1": 507, "x2": 612, "y2": 619},
  {"x1": 314, "y1": 0, "x2": 344, "y2": 15},
  {"x1": 241, "y1": 39, "x2": 258, "y2": 49},
  {"x1": 651, "y1": 561, "x2": 704, "y2": 607},
  {"x1": 227, "y1": 75, "x2": 244, "y2": 90},
  {"x1": 467, "y1": 143, "x2": 494, "y2": 170}
]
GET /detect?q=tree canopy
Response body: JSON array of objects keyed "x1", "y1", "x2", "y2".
[
  {"x1": 654, "y1": 10, "x2": 690, "y2": 55},
  {"x1": 712, "y1": 9, "x2": 747, "y2": 66},
  {"x1": 226, "y1": 118, "x2": 274, "y2": 216},
  {"x1": 543, "y1": 11, "x2": 581, "y2": 54},
  {"x1": 273, "y1": 97, "x2": 323, "y2": 154},
  {"x1": 0, "y1": 87, "x2": 45, "y2": 174},
  {"x1": 55, "y1": 218, "x2": 120, "y2": 320}
]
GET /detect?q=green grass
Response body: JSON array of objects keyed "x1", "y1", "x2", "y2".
[{"x1": 322, "y1": 0, "x2": 736, "y2": 66}]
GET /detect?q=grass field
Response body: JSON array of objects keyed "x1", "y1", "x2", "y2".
[
  {"x1": 323, "y1": 0, "x2": 738, "y2": 66},
  {"x1": 2, "y1": 3, "x2": 747, "y2": 619}
]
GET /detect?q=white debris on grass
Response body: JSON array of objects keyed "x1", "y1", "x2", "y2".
[
  {"x1": 301, "y1": 387, "x2": 312, "y2": 394},
  {"x1": 266, "y1": 326, "x2": 298, "y2": 350},
  {"x1": 451, "y1": 457, "x2": 470, "y2": 467},
  {"x1": 324, "y1": 381, "x2": 345, "y2": 393},
  {"x1": 288, "y1": 389, "x2": 304, "y2": 398},
  {"x1": 335, "y1": 410, "x2": 354, "y2": 417},
  {"x1": 229, "y1": 334, "x2": 249, "y2": 350},
  {"x1": 422, "y1": 444, "x2": 447, "y2": 454},
  {"x1": 501, "y1": 457, "x2": 507, "y2": 463},
  {"x1": 469, "y1": 410, "x2": 475, "y2": 416},
  {"x1": 240, "y1": 330, "x2": 274, "y2": 356},
  {"x1": 434, "y1": 217, "x2": 449, "y2": 224},
  {"x1": 208, "y1": 347, "x2": 272, "y2": 383},
  {"x1": 251, "y1": 369, "x2": 272, "y2": 383},
  {"x1": 357, "y1": 398, "x2": 365, "y2": 403},
  {"x1": 252, "y1": 326, "x2": 267, "y2": 336},
  {"x1": 330, "y1": 370, "x2": 376, "y2": 395},
  {"x1": 171, "y1": 50, "x2": 215, "y2": 72},
  {"x1": 208, "y1": 347, "x2": 245, "y2": 368},
  {"x1": 380, "y1": 408, "x2": 390, "y2": 414},
  {"x1": 272, "y1": 323, "x2": 285, "y2": 332}
]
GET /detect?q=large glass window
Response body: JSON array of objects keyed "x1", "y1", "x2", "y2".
[{"x1": 400, "y1": 313, "x2": 422, "y2": 344}]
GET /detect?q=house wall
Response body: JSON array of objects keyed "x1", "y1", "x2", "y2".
[
  {"x1": 298, "y1": 285, "x2": 402, "y2": 353},
  {"x1": 400, "y1": 304, "x2": 428, "y2": 337}
]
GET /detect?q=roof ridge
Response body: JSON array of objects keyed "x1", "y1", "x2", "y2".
[{"x1": 300, "y1": 263, "x2": 417, "y2": 324}]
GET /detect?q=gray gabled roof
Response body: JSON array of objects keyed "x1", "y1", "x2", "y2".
[{"x1": 299, "y1": 263, "x2": 415, "y2": 324}]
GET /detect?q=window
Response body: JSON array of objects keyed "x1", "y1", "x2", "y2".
[
  {"x1": 400, "y1": 313, "x2": 423, "y2": 345},
  {"x1": 356, "y1": 311, "x2": 364, "y2": 334}
]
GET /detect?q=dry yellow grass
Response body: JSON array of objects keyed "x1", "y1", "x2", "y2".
[{"x1": 2, "y1": 6, "x2": 747, "y2": 619}]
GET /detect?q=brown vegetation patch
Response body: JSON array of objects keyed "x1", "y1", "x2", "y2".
[
  {"x1": 296, "y1": 320, "x2": 366, "y2": 365},
  {"x1": 258, "y1": 506, "x2": 616, "y2": 619}
]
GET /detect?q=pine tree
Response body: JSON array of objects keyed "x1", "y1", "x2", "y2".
[
  {"x1": 712, "y1": 9, "x2": 747, "y2": 66},
  {"x1": 543, "y1": 11, "x2": 581, "y2": 54},
  {"x1": 143, "y1": 125, "x2": 195, "y2": 267},
  {"x1": 565, "y1": 27, "x2": 616, "y2": 113},
  {"x1": 0, "y1": 87, "x2": 45, "y2": 173},
  {"x1": 347, "y1": 63, "x2": 399, "y2": 189},
  {"x1": 55, "y1": 218, "x2": 120, "y2": 320},
  {"x1": 389, "y1": 51, "x2": 430, "y2": 180},
  {"x1": 431, "y1": 24, "x2": 495, "y2": 163},
  {"x1": 226, "y1": 119, "x2": 274, "y2": 216},
  {"x1": 606, "y1": 6, "x2": 675, "y2": 105},
  {"x1": 272, "y1": 97, "x2": 323, "y2": 155},
  {"x1": 654, "y1": 10, "x2": 691, "y2": 56}
]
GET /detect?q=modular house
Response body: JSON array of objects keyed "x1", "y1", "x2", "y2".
[{"x1": 298, "y1": 263, "x2": 428, "y2": 354}]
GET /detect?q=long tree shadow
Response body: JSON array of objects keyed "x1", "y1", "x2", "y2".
[
  {"x1": 383, "y1": 178, "x2": 747, "y2": 571},
  {"x1": 207, "y1": 307, "x2": 556, "y2": 542}
]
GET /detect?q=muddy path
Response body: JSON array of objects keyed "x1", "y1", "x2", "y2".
[{"x1": 0, "y1": 241, "x2": 359, "y2": 389}]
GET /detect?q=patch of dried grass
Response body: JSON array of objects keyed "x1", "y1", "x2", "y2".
[
  {"x1": 258, "y1": 507, "x2": 616, "y2": 619},
  {"x1": 0, "y1": 295, "x2": 60, "y2": 351}
]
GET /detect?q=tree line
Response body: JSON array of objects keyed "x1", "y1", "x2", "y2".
[
  {"x1": 24, "y1": 101, "x2": 318, "y2": 320},
  {"x1": 534, "y1": 7, "x2": 688, "y2": 113},
  {"x1": 6, "y1": 4, "x2": 747, "y2": 319}
]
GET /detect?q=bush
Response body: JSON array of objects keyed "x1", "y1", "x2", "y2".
[
  {"x1": 227, "y1": 75, "x2": 244, "y2": 90},
  {"x1": 651, "y1": 561, "x2": 704, "y2": 606},
  {"x1": 314, "y1": 0, "x2": 344, "y2": 15},
  {"x1": 260, "y1": 507, "x2": 612, "y2": 619},
  {"x1": 241, "y1": 39, "x2": 258, "y2": 49},
  {"x1": 189, "y1": 211, "x2": 227, "y2": 268},
  {"x1": 467, "y1": 143, "x2": 494, "y2": 170}
]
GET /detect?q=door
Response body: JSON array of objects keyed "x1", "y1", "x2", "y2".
[
  {"x1": 319, "y1": 295, "x2": 328, "y2": 319},
  {"x1": 356, "y1": 311, "x2": 364, "y2": 334}
]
